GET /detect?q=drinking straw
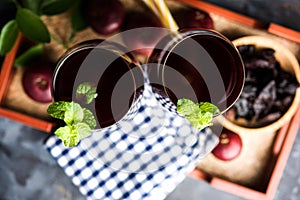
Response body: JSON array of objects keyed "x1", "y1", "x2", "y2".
[
  {"x1": 142, "y1": 0, "x2": 160, "y2": 17},
  {"x1": 143, "y1": 0, "x2": 179, "y2": 32}
]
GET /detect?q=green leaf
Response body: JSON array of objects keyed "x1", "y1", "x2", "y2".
[
  {"x1": 76, "y1": 82, "x2": 91, "y2": 95},
  {"x1": 14, "y1": 43, "x2": 43, "y2": 66},
  {"x1": 198, "y1": 102, "x2": 220, "y2": 115},
  {"x1": 22, "y1": 0, "x2": 43, "y2": 14},
  {"x1": 71, "y1": 0, "x2": 87, "y2": 32},
  {"x1": 40, "y1": 0, "x2": 74, "y2": 15},
  {"x1": 86, "y1": 88, "x2": 98, "y2": 104},
  {"x1": 54, "y1": 123, "x2": 91, "y2": 147},
  {"x1": 177, "y1": 98, "x2": 199, "y2": 116},
  {"x1": 47, "y1": 101, "x2": 70, "y2": 120},
  {"x1": 49, "y1": 100, "x2": 97, "y2": 147},
  {"x1": 177, "y1": 98, "x2": 219, "y2": 131},
  {"x1": 64, "y1": 102, "x2": 83, "y2": 125},
  {"x1": 54, "y1": 126, "x2": 79, "y2": 147},
  {"x1": 82, "y1": 108, "x2": 96, "y2": 129},
  {"x1": 74, "y1": 122, "x2": 92, "y2": 138},
  {"x1": 16, "y1": 8, "x2": 50, "y2": 43},
  {"x1": 0, "y1": 20, "x2": 19, "y2": 56},
  {"x1": 76, "y1": 82, "x2": 98, "y2": 104}
]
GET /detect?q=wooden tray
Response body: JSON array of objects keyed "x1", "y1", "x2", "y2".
[{"x1": 0, "y1": 1, "x2": 299, "y2": 199}]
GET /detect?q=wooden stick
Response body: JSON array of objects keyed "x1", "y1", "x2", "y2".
[{"x1": 143, "y1": 0, "x2": 179, "y2": 31}]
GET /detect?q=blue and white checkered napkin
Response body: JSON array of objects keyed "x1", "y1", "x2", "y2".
[{"x1": 45, "y1": 81, "x2": 218, "y2": 200}]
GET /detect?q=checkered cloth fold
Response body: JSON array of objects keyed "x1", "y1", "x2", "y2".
[{"x1": 45, "y1": 81, "x2": 218, "y2": 200}]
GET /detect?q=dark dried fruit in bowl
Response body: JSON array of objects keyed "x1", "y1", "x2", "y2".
[
  {"x1": 230, "y1": 45, "x2": 298, "y2": 126},
  {"x1": 237, "y1": 44, "x2": 255, "y2": 56},
  {"x1": 253, "y1": 80, "x2": 276, "y2": 118}
]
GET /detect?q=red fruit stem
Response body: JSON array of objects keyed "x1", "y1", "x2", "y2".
[
  {"x1": 195, "y1": 11, "x2": 205, "y2": 20},
  {"x1": 34, "y1": 77, "x2": 48, "y2": 89},
  {"x1": 220, "y1": 133, "x2": 230, "y2": 145}
]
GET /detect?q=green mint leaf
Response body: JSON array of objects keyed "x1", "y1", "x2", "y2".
[
  {"x1": 64, "y1": 102, "x2": 83, "y2": 125},
  {"x1": 22, "y1": 0, "x2": 43, "y2": 14},
  {"x1": 14, "y1": 43, "x2": 43, "y2": 67},
  {"x1": 47, "y1": 101, "x2": 70, "y2": 120},
  {"x1": 76, "y1": 83, "x2": 91, "y2": 94},
  {"x1": 86, "y1": 88, "x2": 98, "y2": 104},
  {"x1": 82, "y1": 108, "x2": 96, "y2": 129},
  {"x1": 177, "y1": 98, "x2": 199, "y2": 116},
  {"x1": 198, "y1": 102, "x2": 220, "y2": 115},
  {"x1": 40, "y1": 0, "x2": 74, "y2": 15},
  {"x1": 54, "y1": 126, "x2": 79, "y2": 147},
  {"x1": 0, "y1": 20, "x2": 19, "y2": 56},
  {"x1": 71, "y1": 0, "x2": 88, "y2": 32},
  {"x1": 48, "y1": 100, "x2": 97, "y2": 147},
  {"x1": 74, "y1": 122, "x2": 92, "y2": 139},
  {"x1": 196, "y1": 112, "x2": 213, "y2": 130},
  {"x1": 177, "y1": 98, "x2": 219, "y2": 131},
  {"x1": 55, "y1": 123, "x2": 91, "y2": 148},
  {"x1": 16, "y1": 8, "x2": 50, "y2": 43},
  {"x1": 76, "y1": 82, "x2": 98, "y2": 104}
]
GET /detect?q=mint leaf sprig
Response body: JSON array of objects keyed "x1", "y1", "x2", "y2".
[
  {"x1": 177, "y1": 98, "x2": 220, "y2": 131},
  {"x1": 76, "y1": 82, "x2": 98, "y2": 105},
  {"x1": 47, "y1": 101, "x2": 96, "y2": 147}
]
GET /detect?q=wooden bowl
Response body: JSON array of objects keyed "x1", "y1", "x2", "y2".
[{"x1": 216, "y1": 36, "x2": 300, "y2": 134}]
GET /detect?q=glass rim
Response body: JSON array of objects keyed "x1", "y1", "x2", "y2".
[
  {"x1": 51, "y1": 40, "x2": 146, "y2": 128},
  {"x1": 150, "y1": 28, "x2": 245, "y2": 115}
]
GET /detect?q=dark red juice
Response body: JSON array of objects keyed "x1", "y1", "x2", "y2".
[
  {"x1": 149, "y1": 29, "x2": 244, "y2": 113},
  {"x1": 52, "y1": 40, "x2": 140, "y2": 128}
]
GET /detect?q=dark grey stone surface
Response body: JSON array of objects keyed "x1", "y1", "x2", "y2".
[
  {"x1": 0, "y1": 118, "x2": 85, "y2": 200},
  {"x1": 1, "y1": 0, "x2": 300, "y2": 199}
]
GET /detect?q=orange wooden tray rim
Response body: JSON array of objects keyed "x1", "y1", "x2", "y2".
[
  {"x1": 0, "y1": 107, "x2": 55, "y2": 132},
  {"x1": 0, "y1": 34, "x2": 56, "y2": 133},
  {"x1": 265, "y1": 107, "x2": 300, "y2": 199},
  {"x1": 269, "y1": 23, "x2": 300, "y2": 44},
  {"x1": 0, "y1": 34, "x2": 22, "y2": 102}
]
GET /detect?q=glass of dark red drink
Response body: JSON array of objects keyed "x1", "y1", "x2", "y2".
[
  {"x1": 52, "y1": 39, "x2": 144, "y2": 129},
  {"x1": 148, "y1": 28, "x2": 245, "y2": 114},
  {"x1": 52, "y1": 28, "x2": 244, "y2": 131}
]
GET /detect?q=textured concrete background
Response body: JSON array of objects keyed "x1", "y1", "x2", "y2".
[{"x1": 1, "y1": 0, "x2": 300, "y2": 200}]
